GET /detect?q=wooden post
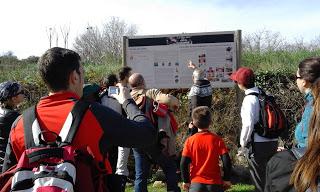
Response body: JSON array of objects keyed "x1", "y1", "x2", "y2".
[
  {"x1": 235, "y1": 30, "x2": 242, "y2": 109},
  {"x1": 122, "y1": 36, "x2": 127, "y2": 67}
]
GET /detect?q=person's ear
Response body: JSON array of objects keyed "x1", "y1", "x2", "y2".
[
  {"x1": 69, "y1": 70, "x2": 80, "y2": 85},
  {"x1": 302, "y1": 79, "x2": 311, "y2": 88}
]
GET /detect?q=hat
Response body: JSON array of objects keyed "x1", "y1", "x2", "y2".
[
  {"x1": 0, "y1": 81, "x2": 21, "y2": 102},
  {"x1": 230, "y1": 67, "x2": 254, "y2": 85},
  {"x1": 82, "y1": 83, "x2": 100, "y2": 98}
]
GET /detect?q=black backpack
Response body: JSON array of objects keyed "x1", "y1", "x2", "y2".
[
  {"x1": 248, "y1": 89, "x2": 288, "y2": 139},
  {"x1": 265, "y1": 148, "x2": 306, "y2": 192}
]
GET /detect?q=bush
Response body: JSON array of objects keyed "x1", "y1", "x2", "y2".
[
  {"x1": 175, "y1": 71, "x2": 302, "y2": 161},
  {"x1": 0, "y1": 50, "x2": 306, "y2": 160}
]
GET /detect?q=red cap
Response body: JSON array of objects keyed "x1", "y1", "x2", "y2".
[{"x1": 230, "y1": 67, "x2": 254, "y2": 85}]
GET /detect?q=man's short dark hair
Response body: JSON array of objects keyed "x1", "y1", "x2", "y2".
[
  {"x1": 38, "y1": 47, "x2": 81, "y2": 92},
  {"x1": 119, "y1": 66, "x2": 132, "y2": 81},
  {"x1": 103, "y1": 73, "x2": 118, "y2": 88},
  {"x1": 192, "y1": 106, "x2": 212, "y2": 129}
]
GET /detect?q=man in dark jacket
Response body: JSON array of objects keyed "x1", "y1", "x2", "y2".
[{"x1": 2, "y1": 47, "x2": 156, "y2": 191}]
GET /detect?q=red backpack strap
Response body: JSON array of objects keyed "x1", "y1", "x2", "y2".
[{"x1": 22, "y1": 100, "x2": 91, "y2": 149}]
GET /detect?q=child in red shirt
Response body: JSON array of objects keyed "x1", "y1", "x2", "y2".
[{"x1": 180, "y1": 106, "x2": 232, "y2": 192}]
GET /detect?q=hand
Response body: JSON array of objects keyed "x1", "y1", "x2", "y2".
[
  {"x1": 277, "y1": 146, "x2": 286, "y2": 152},
  {"x1": 111, "y1": 83, "x2": 132, "y2": 104},
  {"x1": 237, "y1": 147, "x2": 248, "y2": 157},
  {"x1": 171, "y1": 96, "x2": 180, "y2": 112},
  {"x1": 188, "y1": 121, "x2": 194, "y2": 129},
  {"x1": 182, "y1": 182, "x2": 190, "y2": 191},
  {"x1": 187, "y1": 60, "x2": 197, "y2": 69},
  {"x1": 223, "y1": 181, "x2": 232, "y2": 190}
]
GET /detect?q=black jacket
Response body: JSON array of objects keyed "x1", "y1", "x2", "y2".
[{"x1": 0, "y1": 108, "x2": 20, "y2": 171}]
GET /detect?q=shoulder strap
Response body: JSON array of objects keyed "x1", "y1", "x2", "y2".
[
  {"x1": 22, "y1": 100, "x2": 90, "y2": 149},
  {"x1": 247, "y1": 92, "x2": 259, "y2": 97},
  {"x1": 23, "y1": 105, "x2": 37, "y2": 149},
  {"x1": 291, "y1": 147, "x2": 306, "y2": 160},
  {"x1": 247, "y1": 87, "x2": 265, "y2": 97},
  {"x1": 63, "y1": 100, "x2": 90, "y2": 144},
  {"x1": 143, "y1": 96, "x2": 156, "y2": 125}
]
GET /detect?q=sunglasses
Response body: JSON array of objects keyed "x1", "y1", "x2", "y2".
[{"x1": 295, "y1": 75, "x2": 302, "y2": 80}]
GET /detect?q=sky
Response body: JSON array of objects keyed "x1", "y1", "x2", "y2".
[{"x1": 1, "y1": 0, "x2": 320, "y2": 59}]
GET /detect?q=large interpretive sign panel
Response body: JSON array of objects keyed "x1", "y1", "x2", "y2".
[{"x1": 123, "y1": 31, "x2": 241, "y2": 89}]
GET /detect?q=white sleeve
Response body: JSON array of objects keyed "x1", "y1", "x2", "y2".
[{"x1": 240, "y1": 96, "x2": 256, "y2": 147}]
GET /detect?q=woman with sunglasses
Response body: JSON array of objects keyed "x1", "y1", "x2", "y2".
[
  {"x1": 265, "y1": 57, "x2": 320, "y2": 192},
  {"x1": 0, "y1": 81, "x2": 25, "y2": 172},
  {"x1": 293, "y1": 61, "x2": 314, "y2": 148},
  {"x1": 291, "y1": 57, "x2": 320, "y2": 191}
]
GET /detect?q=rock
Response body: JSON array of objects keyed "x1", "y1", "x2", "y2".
[{"x1": 153, "y1": 181, "x2": 166, "y2": 188}]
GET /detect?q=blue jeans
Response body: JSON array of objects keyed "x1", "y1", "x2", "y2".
[{"x1": 133, "y1": 148, "x2": 180, "y2": 192}]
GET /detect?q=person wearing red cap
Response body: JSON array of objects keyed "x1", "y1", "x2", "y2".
[{"x1": 230, "y1": 67, "x2": 278, "y2": 192}]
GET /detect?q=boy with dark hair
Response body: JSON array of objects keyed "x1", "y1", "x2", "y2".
[
  {"x1": 230, "y1": 67, "x2": 278, "y2": 192},
  {"x1": 180, "y1": 106, "x2": 232, "y2": 192}
]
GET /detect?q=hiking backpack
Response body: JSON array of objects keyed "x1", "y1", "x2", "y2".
[
  {"x1": 6, "y1": 100, "x2": 109, "y2": 192},
  {"x1": 248, "y1": 89, "x2": 288, "y2": 139},
  {"x1": 137, "y1": 95, "x2": 178, "y2": 159},
  {"x1": 265, "y1": 147, "x2": 306, "y2": 192}
]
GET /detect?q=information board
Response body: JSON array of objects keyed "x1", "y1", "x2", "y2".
[{"x1": 123, "y1": 31, "x2": 241, "y2": 89}]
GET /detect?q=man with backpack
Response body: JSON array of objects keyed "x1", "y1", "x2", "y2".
[
  {"x1": 129, "y1": 73, "x2": 181, "y2": 192},
  {"x1": 1, "y1": 47, "x2": 156, "y2": 192},
  {"x1": 230, "y1": 67, "x2": 279, "y2": 192}
]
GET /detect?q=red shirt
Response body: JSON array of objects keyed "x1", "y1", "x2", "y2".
[
  {"x1": 182, "y1": 131, "x2": 228, "y2": 184},
  {"x1": 4, "y1": 91, "x2": 156, "y2": 173},
  {"x1": 10, "y1": 92, "x2": 108, "y2": 172}
]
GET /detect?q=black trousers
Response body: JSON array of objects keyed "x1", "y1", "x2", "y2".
[
  {"x1": 247, "y1": 141, "x2": 278, "y2": 192},
  {"x1": 189, "y1": 182, "x2": 224, "y2": 192}
]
